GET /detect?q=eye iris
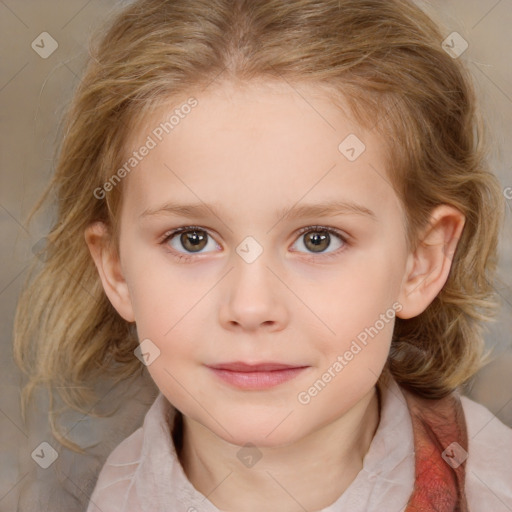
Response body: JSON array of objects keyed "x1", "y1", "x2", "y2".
[
  {"x1": 305, "y1": 231, "x2": 329, "y2": 253},
  {"x1": 181, "y1": 230, "x2": 207, "y2": 252}
]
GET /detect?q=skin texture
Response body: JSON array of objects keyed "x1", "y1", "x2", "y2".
[{"x1": 85, "y1": 79, "x2": 465, "y2": 511}]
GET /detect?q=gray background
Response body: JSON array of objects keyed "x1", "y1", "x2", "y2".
[{"x1": 1, "y1": 1, "x2": 511, "y2": 510}]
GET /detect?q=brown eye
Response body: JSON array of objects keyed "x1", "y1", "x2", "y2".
[
  {"x1": 292, "y1": 226, "x2": 347, "y2": 257},
  {"x1": 163, "y1": 227, "x2": 219, "y2": 256},
  {"x1": 303, "y1": 230, "x2": 331, "y2": 253},
  {"x1": 178, "y1": 229, "x2": 208, "y2": 252}
]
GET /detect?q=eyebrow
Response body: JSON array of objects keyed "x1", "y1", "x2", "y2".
[{"x1": 139, "y1": 199, "x2": 377, "y2": 222}]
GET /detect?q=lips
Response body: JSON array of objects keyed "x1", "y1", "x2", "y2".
[
  {"x1": 206, "y1": 361, "x2": 310, "y2": 389},
  {"x1": 208, "y1": 362, "x2": 305, "y2": 372}
]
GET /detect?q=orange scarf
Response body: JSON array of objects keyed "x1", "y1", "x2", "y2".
[{"x1": 401, "y1": 387, "x2": 469, "y2": 511}]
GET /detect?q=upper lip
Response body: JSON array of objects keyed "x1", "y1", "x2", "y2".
[{"x1": 208, "y1": 362, "x2": 308, "y2": 372}]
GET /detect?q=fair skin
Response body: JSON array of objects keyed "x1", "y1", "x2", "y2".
[{"x1": 85, "y1": 79, "x2": 465, "y2": 512}]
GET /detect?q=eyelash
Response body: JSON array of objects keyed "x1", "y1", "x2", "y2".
[{"x1": 159, "y1": 225, "x2": 350, "y2": 263}]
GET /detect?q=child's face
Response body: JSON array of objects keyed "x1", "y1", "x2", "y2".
[{"x1": 100, "y1": 80, "x2": 417, "y2": 446}]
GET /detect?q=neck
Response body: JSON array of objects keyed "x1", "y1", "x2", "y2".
[{"x1": 178, "y1": 386, "x2": 380, "y2": 512}]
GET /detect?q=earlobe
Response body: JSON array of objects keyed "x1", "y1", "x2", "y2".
[
  {"x1": 396, "y1": 205, "x2": 465, "y2": 320},
  {"x1": 84, "y1": 222, "x2": 135, "y2": 322}
]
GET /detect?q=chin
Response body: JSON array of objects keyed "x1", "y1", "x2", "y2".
[{"x1": 209, "y1": 412, "x2": 308, "y2": 449}]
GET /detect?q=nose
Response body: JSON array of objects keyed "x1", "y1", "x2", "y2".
[{"x1": 218, "y1": 251, "x2": 289, "y2": 332}]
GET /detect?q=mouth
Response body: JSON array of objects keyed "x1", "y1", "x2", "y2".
[{"x1": 206, "y1": 361, "x2": 310, "y2": 390}]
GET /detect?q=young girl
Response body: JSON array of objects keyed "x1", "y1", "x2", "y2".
[{"x1": 13, "y1": 0, "x2": 512, "y2": 510}]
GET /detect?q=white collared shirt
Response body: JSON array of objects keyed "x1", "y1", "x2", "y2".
[{"x1": 86, "y1": 377, "x2": 512, "y2": 512}]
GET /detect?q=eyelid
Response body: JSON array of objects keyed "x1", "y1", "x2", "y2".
[
  {"x1": 294, "y1": 225, "x2": 349, "y2": 242},
  {"x1": 158, "y1": 225, "x2": 218, "y2": 244}
]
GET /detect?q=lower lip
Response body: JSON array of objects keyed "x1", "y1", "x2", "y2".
[{"x1": 208, "y1": 367, "x2": 308, "y2": 390}]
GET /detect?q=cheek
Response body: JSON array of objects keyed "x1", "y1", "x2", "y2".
[
  {"x1": 296, "y1": 295, "x2": 396, "y2": 417},
  {"x1": 299, "y1": 253, "x2": 402, "y2": 397},
  {"x1": 122, "y1": 253, "x2": 208, "y2": 368},
  {"x1": 123, "y1": 248, "x2": 197, "y2": 336},
  {"x1": 306, "y1": 252, "x2": 402, "y2": 343}
]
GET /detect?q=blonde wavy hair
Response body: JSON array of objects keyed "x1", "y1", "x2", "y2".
[{"x1": 13, "y1": 0, "x2": 505, "y2": 453}]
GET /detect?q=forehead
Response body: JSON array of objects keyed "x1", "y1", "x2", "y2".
[{"x1": 120, "y1": 79, "x2": 402, "y2": 226}]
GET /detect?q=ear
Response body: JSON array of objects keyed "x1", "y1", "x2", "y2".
[
  {"x1": 84, "y1": 221, "x2": 135, "y2": 322},
  {"x1": 396, "y1": 204, "x2": 465, "y2": 319}
]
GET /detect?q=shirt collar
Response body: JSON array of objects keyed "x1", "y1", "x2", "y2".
[{"x1": 134, "y1": 372, "x2": 414, "y2": 511}]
